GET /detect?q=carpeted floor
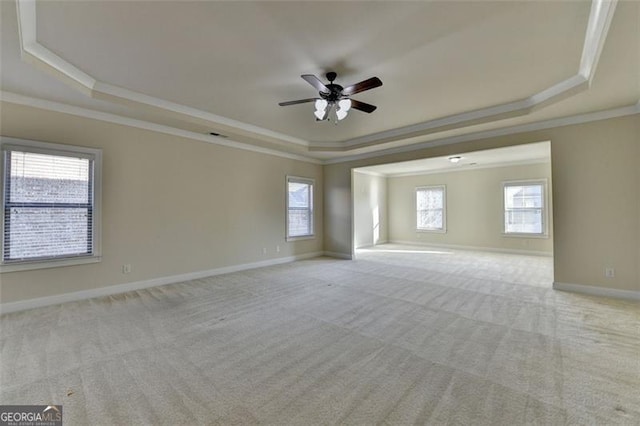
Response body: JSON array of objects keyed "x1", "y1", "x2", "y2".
[{"x1": 1, "y1": 244, "x2": 639, "y2": 425}]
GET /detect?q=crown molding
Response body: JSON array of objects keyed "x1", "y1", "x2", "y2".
[
  {"x1": 13, "y1": 0, "x2": 619, "y2": 154},
  {"x1": 15, "y1": 0, "x2": 308, "y2": 149},
  {"x1": 580, "y1": 0, "x2": 618, "y2": 83},
  {"x1": 308, "y1": 0, "x2": 617, "y2": 151},
  {"x1": 381, "y1": 158, "x2": 551, "y2": 179},
  {"x1": 323, "y1": 102, "x2": 640, "y2": 165},
  {"x1": 91, "y1": 82, "x2": 309, "y2": 147},
  {"x1": 0, "y1": 91, "x2": 322, "y2": 164},
  {"x1": 2, "y1": 91, "x2": 636, "y2": 167},
  {"x1": 352, "y1": 169, "x2": 386, "y2": 178},
  {"x1": 16, "y1": 0, "x2": 96, "y2": 95}
]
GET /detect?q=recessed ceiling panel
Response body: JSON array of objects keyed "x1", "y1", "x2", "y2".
[
  {"x1": 358, "y1": 142, "x2": 551, "y2": 176},
  {"x1": 35, "y1": 1, "x2": 589, "y2": 142}
]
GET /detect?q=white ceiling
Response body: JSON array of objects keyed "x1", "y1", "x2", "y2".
[
  {"x1": 356, "y1": 141, "x2": 550, "y2": 176},
  {"x1": 1, "y1": 0, "x2": 638, "y2": 162}
]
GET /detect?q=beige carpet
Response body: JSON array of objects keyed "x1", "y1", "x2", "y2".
[{"x1": 1, "y1": 244, "x2": 639, "y2": 425}]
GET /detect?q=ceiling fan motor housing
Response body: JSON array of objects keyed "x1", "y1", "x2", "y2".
[{"x1": 320, "y1": 83, "x2": 345, "y2": 102}]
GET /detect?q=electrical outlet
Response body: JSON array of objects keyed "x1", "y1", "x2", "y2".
[
  {"x1": 262, "y1": 247, "x2": 267, "y2": 255},
  {"x1": 122, "y1": 264, "x2": 132, "y2": 274},
  {"x1": 605, "y1": 268, "x2": 615, "y2": 278},
  {"x1": 276, "y1": 245, "x2": 280, "y2": 253}
]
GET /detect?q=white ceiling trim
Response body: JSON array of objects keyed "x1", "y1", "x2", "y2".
[
  {"x1": 353, "y1": 169, "x2": 386, "y2": 178},
  {"x1": 16, "y1": 0, "x2": 96, "y2": 95},
  {"x1": 379, "y1": 158, "x2": 551, "y2": 179},
  {"x1": 311, "y1": 97, "x2": 539, "y2": 151},
  {"x1": 580, "y1": 0, "x2": 618, "y2": 83},
  {"x1": 320, "y1": 0, "x2": 618, "y2": 152},
  {"x1": 14, "y1": 0, "x2": 308, "y2": 148},
  {"x1": 90, "y1": 82, "x2": 309, "y2": 147},
  {"x1": 1, "y1": 91, "x2": 636, "y2": 168},
  {"x1": 13, "y1": 0, "x2": 619, "y2": 155},
  {"x1": 324, "y1": 102, "x2": 640, "y2": 165},
  {"x1": 0, "y1": 91, "x2": 322, "y2": 164}
]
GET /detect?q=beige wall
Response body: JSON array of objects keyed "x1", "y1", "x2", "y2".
[
  {"x1": 324, "y1": 115, "x2": 639, "y2": 292},
  {"x1": 387, "y1": 163, "x2": 553, "y2": 254},
  {"x1": 0, "y1": 103, "x2": 323, "y2": 303},
  {"x1": 353, "y1": 171, "x2": 388, "y2": 249},
  {"x1": 550, "y1": 117, "x2": 639, "y2": 292},
  {"x1": 1, "y1": 104, "x2": 637, "y2": 301}
]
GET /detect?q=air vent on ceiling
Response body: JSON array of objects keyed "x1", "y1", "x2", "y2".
[{"x1": 208, "y1": 132, "x2": 227, "y2": 138}]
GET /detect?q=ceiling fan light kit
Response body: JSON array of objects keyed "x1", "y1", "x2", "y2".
[{"x1": 279, "y1": 72, "x2": 382, "y2": 124}]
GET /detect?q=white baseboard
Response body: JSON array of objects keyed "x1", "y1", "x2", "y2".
[
  {"x1": 553, "y1": 282, "x2": 640, "y2": 301},
  {"x1": 388, "y1": 240, "x2": 553, "y2": 257},
  {"x1": 354, "y1": 244, "x2": 375, "y2": 250},
  {"x1": 0, "y1": 252, "x2": 323, "y2": 315},
  {"x1": 355, "y1": 240, "x2": 389, "y2": 250},
  {"x1": 323, "y1": 251, "x2": 353, "y2": 260}
]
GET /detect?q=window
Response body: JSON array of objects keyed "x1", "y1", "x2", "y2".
[
  {"x1": 416, "y1": 185, "x2": 446, "y2": 232},
  {"x1": 1, "y1": 138, "x2": 102, "y2": 272},
  {"x1": 503, "y1": 180, "x2": 547, "y2": 236},
  {"x1": 286, "y1": 176, "x2": 314, "y2": 240}
]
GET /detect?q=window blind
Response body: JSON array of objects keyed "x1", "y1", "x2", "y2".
[{"x1": 3, "y1": 149, "x2": 94, "y2": 262}]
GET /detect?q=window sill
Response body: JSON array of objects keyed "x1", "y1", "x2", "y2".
[
  {"x1": 0, "y1": 255, "x2": 102, "y2": 273},
  {"x1": 501, "y1": 233, "x2": 549, "y2": 239},
  {"x1": 286, "y1": 235, "x2": 315, "y2": 242},
  {"x1": 417, "y1": 229, "x2": 447, "y2": 234}
]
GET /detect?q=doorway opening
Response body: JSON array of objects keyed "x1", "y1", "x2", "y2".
[{"x1": 351, "y1": 141, "x2": 554, "y2": 287}]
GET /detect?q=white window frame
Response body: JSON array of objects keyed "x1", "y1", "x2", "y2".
[
  {"x1": 416, "y1": 185, "x2": 447, "y2": 233},
  {"x1": 286, "y1": 176, "x2": 315, "y2": 241},
  {"x1": 502, "y1": 179, "x2": 548, "y2": 238},
  {"x1": 0, "y1": 137, "x2": 102, "y2": 272}
]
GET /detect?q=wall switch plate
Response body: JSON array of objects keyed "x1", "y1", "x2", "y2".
[
  {"x1": 605, "y1": 268, "x2": 615, "y2": 278},
  {"x1": 122, "y1": 264, "x2": 132, "y2": 274}
]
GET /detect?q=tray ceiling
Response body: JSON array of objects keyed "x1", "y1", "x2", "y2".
[{"x1": 1, "y1": 0, "x2": 638, "y2": 161}]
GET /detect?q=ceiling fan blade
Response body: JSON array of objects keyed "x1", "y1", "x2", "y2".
[
  {"x1": 301, "y1": 74, "x2": 330, "y2": 93},
  {"x1": 278, "y1": 98, "x2": 318, "y2": 106},
  {"x1": 350, "y1": 99, "x2": 377, "y2": 113},
  {"x1": 342, "y1": 77, "x2": 383, "y2": 96}
]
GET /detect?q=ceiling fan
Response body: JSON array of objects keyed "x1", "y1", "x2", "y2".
[{"x1": 278, "y1": 72, "x2": 382, "y2": 122}]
